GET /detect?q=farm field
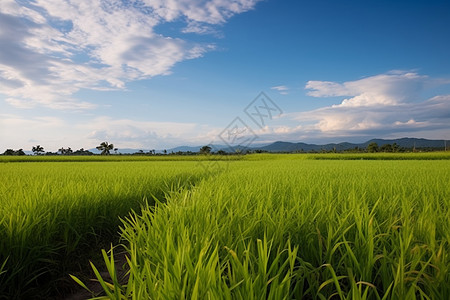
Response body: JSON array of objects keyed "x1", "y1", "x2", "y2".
[
  {"x1": 0, "y1": 151, "x2": 449, "y2": 163},
  {"x1": 0, "y1": 160, "x2": 209, "y2": 298},
  {"x1": 1, "y1": 154, "x2": 449, "y2": 299}
]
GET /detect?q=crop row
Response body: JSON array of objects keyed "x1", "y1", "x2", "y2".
[
  {"x1": 0, "y1": 161, "x2": 210, "y2": 298},
  {"x1": 85, "y1": 160, "x2": 450, "y2": 299}
]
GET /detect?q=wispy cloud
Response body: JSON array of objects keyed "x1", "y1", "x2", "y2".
[
  {"x1": 82, "y1": 116, "x2": 204, "y2": 148},
  {"x1": 0, "y1": 0, "x2": 261, "y2": 110},
  {"x1": 271, "y1": 85, "x2": 289, "y2": 95},
  {"x1": 141, "y1": 0, "x2": 260, "y2": 24}
]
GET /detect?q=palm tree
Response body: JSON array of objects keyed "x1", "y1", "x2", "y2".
[
  {"x1": 96, "y1": 142, "x2": 114, "y2": 155},
  {"x1": 58, "y1": 147, "x2": 73, "y2": 155},
  {"x1": 32, "y1": 145, "x2": 44, "y2": 155}
]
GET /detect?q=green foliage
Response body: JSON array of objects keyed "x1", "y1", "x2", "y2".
[
  {"x1": 1, "y1": 156, "x2": 449, "y2": 298},
  {"x1": 199, "y1": 145, "x2": 212, "y2": 154},
  {"x1": 367, "y1": 142, "x2": 379, "y2": 153},
  {"x1": 2, "y1": 149, "x2": 25, "y2": 156},
  {"x1": 0, "y1": 161, "x2": 208, "y2": 298},
  {"x1": 82, "y1": 160, "x2": 450, "y2": 299},
  {"x1": 32, "y1": 145, "x2": 44, "y2": 155},
  {"x1": 96, "y1": 141, "x2": 115, "y2": 155}
]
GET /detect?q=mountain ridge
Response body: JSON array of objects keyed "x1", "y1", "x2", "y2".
[{"x1": 162, "y1": 137, "x2": 448, "y2": 153}]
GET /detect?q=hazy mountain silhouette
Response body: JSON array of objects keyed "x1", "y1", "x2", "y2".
[{"x1": 165, "y1": 138, "x2": 447, "y2": 153}]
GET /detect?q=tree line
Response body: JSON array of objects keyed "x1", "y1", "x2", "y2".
[
  {"x1": 1, "y1": 141, "x2": 444, "y2": 156},
  {"x1": 2, "y1": 142, "x2": 117, "y2": 156}
]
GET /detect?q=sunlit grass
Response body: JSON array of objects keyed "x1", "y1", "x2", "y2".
[
  {"x1": 0, "y1": 161, "x2": 209, "y2": 298},
  {"x1": 1, "y1": 155, "x2": 449, "y2": 298},
  {"x1": 85, "y1": 160, "x2": 449, "y2": 299}
]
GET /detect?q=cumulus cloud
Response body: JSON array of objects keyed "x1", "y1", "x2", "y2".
[
  {"x1": 306, "y1": 71, "x2": 426, "y2": 106},
  {"x1": 0, "y1": 0, "x2": 260, "y2": 110},
  {"x1": 286, "y1": 71, "x2": 450, "y2": 140}
]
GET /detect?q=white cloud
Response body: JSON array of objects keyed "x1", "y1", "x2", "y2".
[
  {"x1": 182, "y1": 21, "x2": 221, "y2": 36},
  {"x1": 0, "y1": 114, "x2": 73, "y2": 151},
  {"x1": 141, "y1": 0, "x2": 260, "y2": 24},
  {"x1": 286, "y1": 72, "x2": 450, "y2": 140},
  {"x1": 5, "y1": 98, "x2": 34, "y2": 109},
  {"x1": 393, "y1": 119, "x2": 428, "y2": 127},
  {"x1": 0, "y1": 0, "x2": 260, "y2": 110},
  {"x1": 271, "y1": 85, "x2": 289, "y2": 95},
  {"x1": 306, "y1": 71, "x2": 426, "y2": 106},
  {"x1": 0, "y1": 114, "x2": 223, "y2": 151}
]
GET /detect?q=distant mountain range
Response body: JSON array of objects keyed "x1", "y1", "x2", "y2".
[
  {"x1": 157, "y1": 137, "x2": 448, "y2": 153},
  {"x1": 250, "y1": 138, "x2": 448, "y2": 153},
  {"x1": 17, "y1": 138, "x2": 448, "y2": 155}
]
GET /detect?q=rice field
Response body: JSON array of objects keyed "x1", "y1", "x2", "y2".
[
  {"x1": 1, "y1": 154, "x2": 449, "y2": 299},
  {"x1": 0, "y1": 160, "x2": 208, "y2": 298}
]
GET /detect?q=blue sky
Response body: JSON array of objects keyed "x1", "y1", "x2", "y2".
[{"x1": 1, "y1": 0, "x2": 449, "y2": 152}]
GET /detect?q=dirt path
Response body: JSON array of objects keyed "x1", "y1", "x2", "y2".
[{"x1": 61, "y1": 251, "x2": 129, "y2": 300}]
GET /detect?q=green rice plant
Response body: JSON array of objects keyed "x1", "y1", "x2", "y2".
[
  {"x1": 2, "y1": 156, "x2": 449, "y2": 298},
  {"x1": 0, "y1": 257, "x2": 7, "y2": 277},
  {"x1": 0, "y1": 161, "x2": 210, "y2": 298},
  {"x1": 82, "y1": 159, "x2": 449, "y2": 299}
]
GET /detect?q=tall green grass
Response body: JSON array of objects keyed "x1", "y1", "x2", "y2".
[
  {"x1": 86, "y1": 160, "x2": 450, "y2": 299},
  {"x1": 0, "y1": 161, "x2": 210, "y2": 298},
  {"x1": 2, "y1": 155, "x2": 449, "y2": 298}
]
